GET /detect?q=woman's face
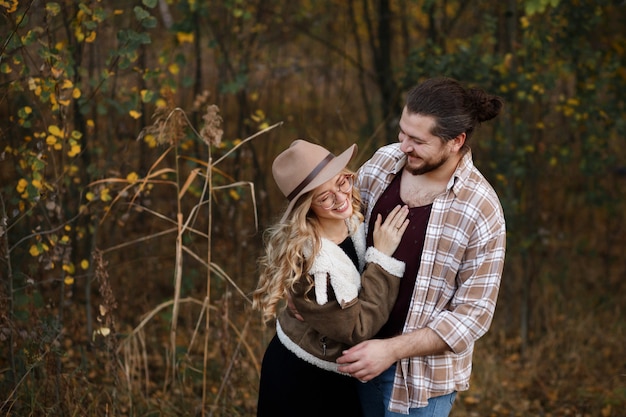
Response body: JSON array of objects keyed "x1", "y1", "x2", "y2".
[{"x1": 309, "y1": 173, "x2": 354, "y2": 222}]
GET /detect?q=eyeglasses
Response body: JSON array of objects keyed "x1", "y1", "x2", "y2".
[{"x1": 312, "y1": 174, "x2": 354, "y2": 210}]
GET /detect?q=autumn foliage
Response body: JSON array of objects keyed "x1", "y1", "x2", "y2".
[{"x1": 1, "y1": 1, "x2": 625, "y2": 416}]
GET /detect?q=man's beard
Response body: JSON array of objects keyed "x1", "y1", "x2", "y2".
[{"x1": 405, "y1": 153, "x2": 448, "y2": 175}]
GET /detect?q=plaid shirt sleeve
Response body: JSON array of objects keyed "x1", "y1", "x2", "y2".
[
  {"x1": 359, "y1": 148, "x2": 506, "y2": 414},
  {"x1": 421, "y1": 154, "x2": 506, "y2": 353}
]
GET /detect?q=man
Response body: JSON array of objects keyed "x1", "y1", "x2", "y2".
[{"x1": 336, "y1": 77, "x2": 507, "y2": 416}]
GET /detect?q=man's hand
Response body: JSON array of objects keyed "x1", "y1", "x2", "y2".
[
  {"x1": 338, "y1": 329, "x2": 450, "y2": 381},
  {"x1": 336, "y1": 339, "x2": 396, "y2": 382}
]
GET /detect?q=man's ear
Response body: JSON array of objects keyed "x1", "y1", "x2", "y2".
[{"x1": 450, "y1": 132, "x2": 466, "y2": 152}]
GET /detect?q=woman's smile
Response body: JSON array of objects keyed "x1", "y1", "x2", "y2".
[{"x1": 334, "y1": 198, "x2": 350, "y2": 212}]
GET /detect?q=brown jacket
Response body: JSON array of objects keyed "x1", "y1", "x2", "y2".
[{"x1": 276, "y1": 220, "x2": 405, "y2": 373}]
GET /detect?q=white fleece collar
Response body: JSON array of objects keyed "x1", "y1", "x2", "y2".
[{"x1": 304, "y1": 216, "x2": 366, "y2": 307}]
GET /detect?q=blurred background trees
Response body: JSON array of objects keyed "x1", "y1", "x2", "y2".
[{"x1": 1, "y1": 0, "x2": 624, "y2": 415}]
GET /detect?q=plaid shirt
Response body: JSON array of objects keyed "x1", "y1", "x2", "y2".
[{"x1": 357, "y1": 143, "x2": 506, "y2": 413}]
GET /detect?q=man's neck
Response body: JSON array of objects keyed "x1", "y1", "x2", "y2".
[{"x1": 400, "y1": 153, "x2": 462, "y2": 207}]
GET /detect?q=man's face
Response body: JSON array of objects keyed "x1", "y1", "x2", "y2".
[{"x1": 397, "y1": 107, "x2": 453, "y2": 176}]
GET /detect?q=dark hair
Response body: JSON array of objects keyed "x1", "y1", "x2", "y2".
[{"x1": 405, "y1": 77, "x2": 504, "y2": 144}]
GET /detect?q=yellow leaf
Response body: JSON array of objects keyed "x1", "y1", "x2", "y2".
[
  {"x1": 126, "y1": 172, "x2": 139, "y2": 183},
  {"x1": 176, "y1": 32, "x2": 194, "y2": 44},
  {"x1": 3, "y1": 0, "x2": 18, "y2": 13},
  {"x1": 16, "y1": 178, "x2": 28, "y2": 192},
  {"x1": 85, "y1": 31, "x2": 96, "y2": 43},
  {"x1": 61, "y1": 79, "x2": 73, "y2": 89},
  {"x1": 48, "y1": 125, "x2": 62, "y2": 137},
  {"x1": 86, "y1": 191, "x2": 95, "y2": 201},
  {"x1": 64, "y1": 276, "x2": 74, "y2": 285},
  {"x1": 80, "y1": 259, "x2": 89, "y2": 270},
  {"x1": 100, "y1": 188, "x2": 112, "y2": 202},
  {"x1": 144, "y1": 133, "x2": 157, "y2": 148},
  {"x1": 129, "y1": 110, "x2": 142, "y2": 119},
  {"x1": 520, "y1": 16, "x2": 529, "y2": 29},
  {"x1": 67, "y1": 144, "x2": 81, "y2": 157},
  {"x1": 0, "y1": 62, "x2": 12, "y2": 74},
  {"x1": 229, "y1": 189, "x2": 240, "y2": 201},
  {"x1": 50, "y1": 66, "x2": 63, "y2": 79},
  {"x1": 72, "y1": 87, "x2": 81, "y2": 99},
  {"x1": 181, "y1": 139, "x2": 193, "y2": 150},
  {"x1": 60, "y1": 235, "x2": 70, "y2": 244},
  {"x1": 259, "y1": 122, "x2": 269, "y2": 130},
  {"x1": 168, "y1": 63, "x2": 180, "y2": 75},
  {"x1": 29, "y1": 245, "x2": 40, "y2": 257}
]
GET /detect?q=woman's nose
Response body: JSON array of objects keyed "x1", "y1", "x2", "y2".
[{"x1": 334, "y1": 192, "x2": 349, "y2": 206}]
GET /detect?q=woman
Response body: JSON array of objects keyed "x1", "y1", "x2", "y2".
[{"x1": 253, "y1": 140, "x2": 409, "y2": 417}]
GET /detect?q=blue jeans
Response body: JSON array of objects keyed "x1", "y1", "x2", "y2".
[{"x1": 357, "y1": 364, "x2": 456, "y2": 417}]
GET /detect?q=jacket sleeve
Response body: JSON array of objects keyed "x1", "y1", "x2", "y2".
[{"x1": 291, "y1": 249, "x2": 404, "y2": 346}]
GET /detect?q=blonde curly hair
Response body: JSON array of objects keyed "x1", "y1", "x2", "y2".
[{"x1": 252, "y1": 170, "x2": 363, "y2": 324}]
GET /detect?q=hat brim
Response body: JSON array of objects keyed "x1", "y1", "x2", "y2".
[{"x1": 279, "y1": 143, "x2": 357, "y2": 223}]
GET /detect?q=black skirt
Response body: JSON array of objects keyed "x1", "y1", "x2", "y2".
[{"x1": 257, "y1": 334, "x2": 363, "y2": 417}]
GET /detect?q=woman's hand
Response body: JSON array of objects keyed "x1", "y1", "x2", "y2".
[{"x1": 372, "y1": 205, "x2": 409, "y2": 256}]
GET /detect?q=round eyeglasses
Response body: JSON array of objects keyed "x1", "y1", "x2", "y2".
[{"x1": 312, "y1": 174, "x2": 354, "y2": 210}]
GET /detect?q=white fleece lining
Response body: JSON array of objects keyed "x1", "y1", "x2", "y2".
[
  {"x1": 365, "y1": 246, "x2": 405, "y2": 277},
  {"x1": 303, "y1": 216, "x2": 367, "y2": 307},
  {"x1": 276, "y1": 320, "x2": 346, "y2": 374},
  {"x1": 346, "y1": 217, "x2": 366, "y2": 272}
]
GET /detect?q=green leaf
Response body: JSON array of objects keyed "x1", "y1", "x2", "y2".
[
  {"x1": 78, "y1": 3, "x2": 92, "y2": 14},
  {"x1": 141, "y1": 16, "x2": 157, "y2": 29},
  {"x1": 133, "y1": 6, "x2": 150, "y2": 22},
  {"x1": 143, "y1": 0, "x2": 158, "y2": 8}
]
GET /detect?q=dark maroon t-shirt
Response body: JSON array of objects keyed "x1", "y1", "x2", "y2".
[{"x1": 366, "y1": 174, "x2": 432, "y2": 338}]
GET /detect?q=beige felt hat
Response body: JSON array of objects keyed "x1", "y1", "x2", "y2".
[{"x1": 272, "y1": 139, "x2": 357, "y2": 223}]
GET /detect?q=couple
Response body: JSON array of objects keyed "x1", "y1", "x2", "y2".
[{"x1": 252, "y1": 77, "x2": 507, "y2": 417}]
